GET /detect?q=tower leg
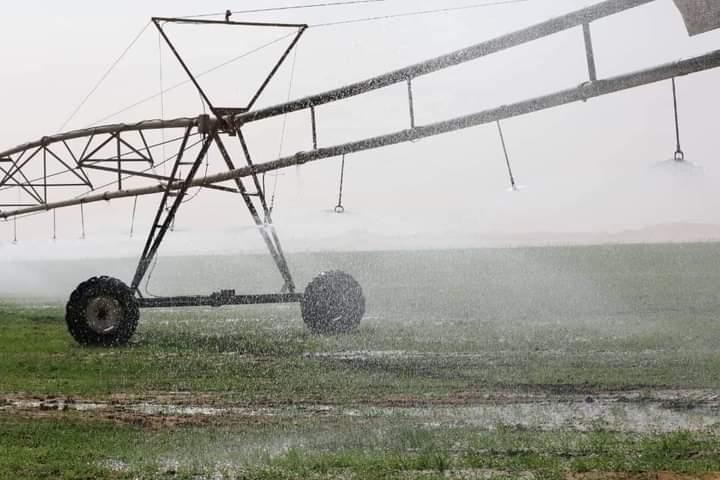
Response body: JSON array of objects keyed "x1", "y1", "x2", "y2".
[
  {"x1": 214, "y1": 132, "x2": 296, "y2": 293},
  {"x1": 131, "y1": 128, "x2": 215, "y2": 293}
]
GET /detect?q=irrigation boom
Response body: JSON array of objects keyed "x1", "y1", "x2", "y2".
[
  {"x1": 2, "y1": 47, "x2": 720, "y2": 220},
  {"x1": 0, "y1": 0, "x2": 718, "y2": 346}
]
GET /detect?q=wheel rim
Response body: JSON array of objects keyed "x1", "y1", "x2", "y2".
[{"x1": 85, "y1": 296, "x2": 123, "y2": 334}]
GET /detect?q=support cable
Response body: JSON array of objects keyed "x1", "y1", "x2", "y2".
[
  {"x1": 59, "y1": 22, "x2": 151, "y2": 132},
  {"x1": 158, "y1": 31, "x2": 167, "y2": 177},
  {"x1": 312, "y1": 0, "x2": 532, "y2": 28},
  {"x1": 269, "y1": 173, "x2": 283, "y2": 213},
  {"x1": 183, "y1": 0, "x2": 386, "y2": 19},
  {"x1": 88, "y1": 0, "x2": 526, "y2": 127},
  {"x1": 266, "y1": 40, "x2": 300, "y2": 214},
  {"x1": 145, "y1": 254, "x2": 161, "y2": 298},
  {"x1": 277, "y1": 43, "x2": 300, "y2": 160},
  {"x1": 13, "y1": 190, "x2": 19, "y2": 243},
  {"x1": 91, "y1": 33, "x2": 294, "y2": 127}
]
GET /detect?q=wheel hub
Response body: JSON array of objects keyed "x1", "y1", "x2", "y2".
[{"x1": 86, "y1": 297, "x2": 123, "y2": 334}]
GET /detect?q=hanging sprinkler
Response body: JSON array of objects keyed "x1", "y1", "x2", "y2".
[
  {"x1": 671, "y1": 77, "x2": 685, "y2": 163},
  {"x1": 52, "y1": 210, "x2": 57, "y2": 241},
  {"x1": 266, "y1": 172, "x2": 284, "y2": 215},
  {"x1": 80, "y1": 202, "x2": 86, "y2": 240},
  {"x1": 496, "y1": 121, "x2": 521, "y2": 192},
  {"x1": 12, "y1": 189, "x2": 19, "y2": 243},
  {"x1": 130, "y1": 196, "x2": 138, "y2": 238},
  {"x1": 334, "y1": 154, "x2": 346, "y2": 213}
]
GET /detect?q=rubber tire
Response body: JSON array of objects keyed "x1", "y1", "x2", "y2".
[
  {"x1": 301, "y1": 271, "x2": 365, "y2": 334},
  {"x1": 65, "y1": 276, "x2": 139, "y2": 347}
]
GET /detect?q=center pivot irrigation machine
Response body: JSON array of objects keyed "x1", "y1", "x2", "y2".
[{"x1": 0, "y1": 0, "x2": 718, "y2": 346}]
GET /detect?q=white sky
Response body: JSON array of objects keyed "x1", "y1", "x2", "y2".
[{"x1": 1, "y1": 0, "x2": 720, "y2": 258}]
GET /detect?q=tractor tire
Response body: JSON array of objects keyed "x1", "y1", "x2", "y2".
[
  {"x1": 301, "y1": 271, "x2": 365, "y2": 334},
  {"x1": 65, "y1": 276, "x2": 139, "y2": 347}
]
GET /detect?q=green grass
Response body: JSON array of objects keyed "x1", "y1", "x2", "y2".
[
  {"x1": 2, "y1": 300, "x2": 720, "y2": 478},
  {"x1": 2, "y1": 413, "x2": 720, "y2": 479},
  {"x1": 1, "y1": 300, "x2": 720, "y2": 400},
  {"x1": 0, "y1": 415, "x2": 139, "y2": 480},
  {"x1": 3, "y1": 244, "x2": 720, "y2": 478}
]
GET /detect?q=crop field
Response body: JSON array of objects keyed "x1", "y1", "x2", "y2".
[{"x1": 2, "y1": 243, "x2": 720, "y2": 479}]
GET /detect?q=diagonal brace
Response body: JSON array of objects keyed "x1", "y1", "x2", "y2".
[
  {"x1": 214, "y1": 134, "x2": 296, "y2": 293},
  {"x1": 131, "y1": 128, "x2": 213, "y2": 292}
]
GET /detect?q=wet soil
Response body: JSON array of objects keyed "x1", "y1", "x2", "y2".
[{"x1": 2, "y1": 387, "x2": 718, "y2": 432}]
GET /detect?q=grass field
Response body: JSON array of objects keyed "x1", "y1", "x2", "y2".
[{"x1": 1, "y1": 243, "x2": 720, "y2": 479}]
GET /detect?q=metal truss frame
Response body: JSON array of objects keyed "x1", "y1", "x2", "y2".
[
  {"x1": 0, "y1": 0, "x2": 718, "y2": 309},
  {"x1": 152, "y1": 16, "x2": 308, "y2": 119}
]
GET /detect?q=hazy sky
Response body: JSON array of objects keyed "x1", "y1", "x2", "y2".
[{"x1": 1, "y1": 0, "x2": 719, "y2": 258}]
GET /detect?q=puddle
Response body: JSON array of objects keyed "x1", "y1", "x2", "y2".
[
  {"x1": 568, "y1": 474, "x2": 720, "y2": 480},
  {"x1": 304, "y1": 349, "x2": 679, "y2": 361},
  {"x1": 387, "y1": 402, "x2": 720, "y2": 433},
  {"x1": 99, "y1": 459, "x2": 130, "y2": 473},
  {"x1": 3, "y1": 390, "x2": 719, "y2": 433}
]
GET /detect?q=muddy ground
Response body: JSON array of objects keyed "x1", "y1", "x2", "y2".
[{"x1": 3, "y1": 384, "x2": 719, "y2": 432}]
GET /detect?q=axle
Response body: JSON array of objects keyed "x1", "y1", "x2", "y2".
[{"x1": 137, "y1": 291, "x2": 303, "y2": 308}]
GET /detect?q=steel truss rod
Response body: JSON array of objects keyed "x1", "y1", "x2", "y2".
[
  {"x1": 0, "y1": 148, "x2": 44, "y2": 201},
  {"x1": 152, "y1": 16, "x2": 306, "y2": 29},
  {"x1": 2, "y1": 48, "x2": 718, "y2": 221},
  {"x1": 81, "y1": 164, "x2": 239, "y2": 193},
  {"x1": 0, "y1": 119, "x2": 200, "y2": 159}
]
